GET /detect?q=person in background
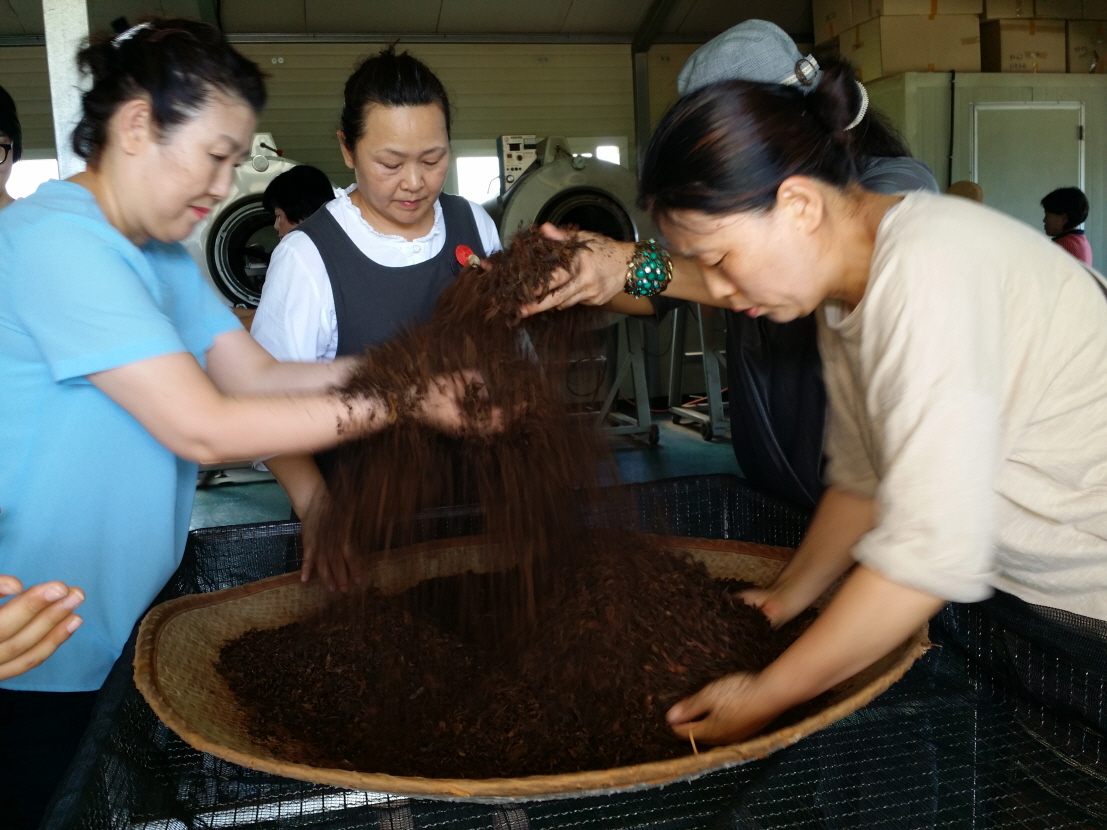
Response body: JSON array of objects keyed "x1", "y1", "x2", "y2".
[
  {"x1": 0, "y1": 83, "x2": 22, "y2": 210},
  {"x1": 522, "y1": 20, "x2": 938, "y2": 512},
  {"x1": 251, "y1": 46, "x2": 501, "y2": 590},
  {"x1": 632, "y1": 60, "x2": 1107, "y2": 745},
  {"x1": 0, "y1": 21, "x2": 480, "y2": 830},
  {"x1": 1042, "y1": 186, "x2": 1092, "y2": 266},
  {"x1": 228, "y1": 165, "x2": 337, "y2": 331},
  {"x1": 947, "y1": 180, "x2": 984, "y2": 202},
  {"x1": 262, "y1": 163, "x2": 336, "y2": 239}
]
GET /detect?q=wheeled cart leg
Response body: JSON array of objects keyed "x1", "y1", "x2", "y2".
[
  {"x1": 666, "y1": 304, "x2": 729, "y2": 441},
  {"x1": 597, "y1": 317, "x2": 659, "y2": 445}
]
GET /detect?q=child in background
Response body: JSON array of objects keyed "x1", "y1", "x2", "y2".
[
  {"x1": 1042, "y1": 186, "x2": 1093, "y2": 266},
  {"x1": 229, "y1": 165, "x2": 335, "y2": 330}
]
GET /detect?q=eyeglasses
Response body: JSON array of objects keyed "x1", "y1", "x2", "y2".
[{"x1": 0, "y1": 144, "x2": 11, "y2": 165}]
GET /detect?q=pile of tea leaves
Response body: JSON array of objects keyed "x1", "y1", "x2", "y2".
[{"x1": 218, "y1": 533, "x2": 813, "y2": 777}]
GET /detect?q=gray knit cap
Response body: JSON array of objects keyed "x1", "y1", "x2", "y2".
[{"x1": 677, "y1": 20, "x2": 821, "y2": 96}]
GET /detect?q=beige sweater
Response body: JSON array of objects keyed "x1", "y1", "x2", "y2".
[{"x1": 819, "y1": 192, "x2": 1107, "y2": 620}]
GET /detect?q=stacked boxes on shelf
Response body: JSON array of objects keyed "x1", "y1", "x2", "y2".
[
  {"x1": 817, "y1": 0, "x2": 983, "y2": 81},
  {"x1": 813, "y1": 0, "x2": 856, "y2": 44},
  {"x1": 981, "y1": 1, "x2": 1068, "y2": 71},
  {"x1": 981, "y1": 19, "x2": 1067, "y2": 71},
  {"x1": 1068, "y1": 2, "x2": 1107, "y2": 72},
  {"x1": 1067, "y1": 19, "x2": 1107, "y2": 71},
  {"x1": 815, "y1": 0, "x2": 1107, "y2": 80}
]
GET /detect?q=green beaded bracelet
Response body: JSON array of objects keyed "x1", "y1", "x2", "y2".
[{"x1": 623, "y1": 239, "x2": 674, "y2": 298}]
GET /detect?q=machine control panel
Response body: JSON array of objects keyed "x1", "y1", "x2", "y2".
[{"x1": 496, "y1": 135, "x2": 537, "y2": 194}]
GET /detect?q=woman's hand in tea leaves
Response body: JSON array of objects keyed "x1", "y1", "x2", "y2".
[
  {"x1": 414, "y1": 371, "x2": 505, "y2": 435},
  {"x1": 739, "y1": 581, "x2": 812, "y2": 629},
  {"x1": 667, "y1": 672, "x2": 784, "y2": 745},
  {"x1": 299, "y1": 486, "x2": 363, "y2": 593},
  {"x1": 519, "y1": 224, "x2": 634, "y2": 317},
  {"x1": 672, "y1": 566, "x2": 945, "y2": 746}
]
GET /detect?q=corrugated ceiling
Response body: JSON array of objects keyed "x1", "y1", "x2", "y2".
[{"x1": 0, "y1": 0, "x2": 814, "y2": 41}]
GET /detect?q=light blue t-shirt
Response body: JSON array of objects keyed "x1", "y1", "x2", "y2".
[{"x1": 0, "y1": 180, "x2": 240, "y2": 691}]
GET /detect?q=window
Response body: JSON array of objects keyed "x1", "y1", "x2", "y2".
[
  {"x1": 595, "y1": 145, "x2": 621, "y2": 166},
  {"x1": 8, "y1": 158, "x2": 59, "y2": 199},
  {"x1": 455, "y1": 156, "x2": 501, "y2": 204}
]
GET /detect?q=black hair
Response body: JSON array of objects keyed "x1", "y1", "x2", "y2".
[
  {"x1": 640, "y1": 59, "x2": 867, "y2": 218},
  {"x1": 0, "y1": 84, "x2": 22, "y2": 163},
  {"x1": 340, "y1": 45, "x2": 451, "y2": 151},
  {"x1": 262, "y1": 165, "x2": 335, "y2": 223},
  {"x1": 1041, "y1": 187, "x2": 1089, "y2": 231},
  {"x1": 72, "y1": 19, "x2": 266, "y2": 163}
]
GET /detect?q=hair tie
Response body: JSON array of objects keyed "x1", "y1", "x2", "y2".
[
  {"x1": 845, "y1": 82, "x2": 869, "y2": 131},
  {"x1": 782, "y1": 55, "x2": 820, "y2": 88},
  {"x1": 112, "y1": 22, "x2": 153, "y2": 48}
]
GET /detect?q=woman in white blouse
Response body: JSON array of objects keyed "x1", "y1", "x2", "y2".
[{"x1": 251, "y1": 46, "x2": 500, "y2": 590}]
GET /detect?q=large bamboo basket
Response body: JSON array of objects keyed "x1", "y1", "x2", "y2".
[{"x1": 134, "y1": 536, "x2": 929, "y2": 802}]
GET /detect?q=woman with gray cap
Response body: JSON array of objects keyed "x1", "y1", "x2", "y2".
[{"x1": 523, "y1": 21, "x2": 937, "y2": 510}]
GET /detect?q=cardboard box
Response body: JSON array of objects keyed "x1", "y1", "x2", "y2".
[
  {"x1": 843, "y1": 14, "x2": 982, "y2": 81},
  {"x1": 1085, "y1": 0, "x2": 1107, "y2": 18},
  {"x1": 1067, "y1": 20, "x2": 1107, "y2": 71},
  {"x1": 981, "y1": 19, "x2": 1067, "y2": 71},
  {"x1": 852, "y1": 0, "x2": 982, "y2": 24},
  {"x1": 814, "y1": 0, "x2": 854, "y2": 44},
  {"x1": 983, "y1": 0, "x2": 1035, "y2": 17},
  {"x1": 1035, "y1": 0, "x2": 1083, "y2": 16}
]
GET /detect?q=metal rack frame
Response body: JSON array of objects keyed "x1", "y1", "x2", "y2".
[
  {"x1": 667, "y1": 304, "x2": 728, "y2": 441},
  {"x1": 595, "y1": 317, "x2": 659, "y2": 446}
]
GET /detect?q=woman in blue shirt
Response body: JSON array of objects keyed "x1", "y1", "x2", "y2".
[{"x1": 0, "y1": 20, "x2": 474, "y2": 828}]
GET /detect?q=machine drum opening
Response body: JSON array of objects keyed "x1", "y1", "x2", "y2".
[
  {"x1": 207, "y1": 198, "x2": 279, "y2": 306},
  {"x1": 537, "y1": 189, "x2": 635, "y2": 242}
]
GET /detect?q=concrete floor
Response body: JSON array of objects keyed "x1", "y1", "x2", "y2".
[{"x1": 190, "y1": 415, "x2": 740, "y2": 529}]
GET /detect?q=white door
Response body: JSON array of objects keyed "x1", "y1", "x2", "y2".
[{"x1": 971, "y1": 102, "x2": 1084, "y2": 232}]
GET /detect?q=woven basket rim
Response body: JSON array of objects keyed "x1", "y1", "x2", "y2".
[{"x1": 134, "y1": 534, "x2": 929, "y2": 800}]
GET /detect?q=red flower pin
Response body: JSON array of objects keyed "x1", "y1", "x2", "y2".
[{"x1": 455, "y1": 244, "x2": 481, "y2": 267}]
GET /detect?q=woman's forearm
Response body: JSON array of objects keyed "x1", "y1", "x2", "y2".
[
  {"x1": 604, "y1": 294, "x2": 656, "y2": 315},
  {"x1": 205, "y1": 329, "x2": 356, "y2": 395},
  {"x1": 780, "y1": 486, "x2": 875, "y2": 591},
  {"x1": 757, "y1": 564, "x2": 944, "y2": 708},
  {"x1": 749, "y1": 486, "x2": 876, "y2": 626},
  {"x1": 524, "y1": 227, "x2": 727, "y2": 315},
  {"x1": 658, "y1": 255, "x2": 721, "y2": 306},
  {"x1": 266, "y1": 454, "x2": 327, "y2": 516},
  {"x1": 147, "y1": 390, "x2": 384, "y2": 465},
  {"x1": 240, "y1": 355, "x2": 356, "y2": 395},
  {"x1": 90, "y1": 352, "x2": 388, "y2": 465}
]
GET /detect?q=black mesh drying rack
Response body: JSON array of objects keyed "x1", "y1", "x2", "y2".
[{"x1": 43, "y1": 474, "x2": 1107, "y2": 829}]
